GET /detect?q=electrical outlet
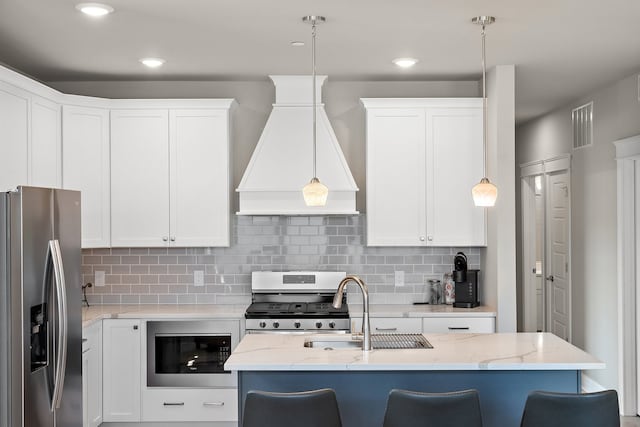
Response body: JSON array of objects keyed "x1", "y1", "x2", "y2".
[
  {"x1": 94, "y1": 270, "x2": 105, "y2": 287},
  {"x1": 395, "y1": 270, "x2": 405, "y2": 287},
  {"x1": 194, "y1": 270, "x2": 205, "y2": 287}
]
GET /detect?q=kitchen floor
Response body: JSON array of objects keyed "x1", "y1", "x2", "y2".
[{"x1": 623, "y1": 416, "x2": 640, "y2": 426}]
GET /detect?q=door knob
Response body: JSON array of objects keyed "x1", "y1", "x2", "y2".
[{"x1": 545, "y1": 275, "x2": 554, "y2": 282}]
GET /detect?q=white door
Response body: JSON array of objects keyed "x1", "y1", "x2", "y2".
[
  {"x1": 546, "y1": 171, "x2": 571, "y2": 341},
  {"x1": 366, "y1": 108, "x2": 427, "y2": 246},
  {"x1": 169, "y1": 109, "x2": 230, "y2": 247},
  {"x1": 62, "y1": 105, "x2": 111, "y2": 248},
  {"x1": 427, "y1": 107, "x2": 485, "y2": 246},
  {"x1": 110, "y1": 109, "x2": 170, "y2": 247}
]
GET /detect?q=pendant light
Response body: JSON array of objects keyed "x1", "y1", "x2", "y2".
[
  {"x1": 471, "y1": 16, "x2": 498, "y2": 207},
  {"x1": 302, "y1": 15, "x2": 329, "y2": 207}
]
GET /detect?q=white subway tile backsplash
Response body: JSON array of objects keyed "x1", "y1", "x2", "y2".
[{"x1": 82, "y1": 215, "x2": 481, "y2": 304}]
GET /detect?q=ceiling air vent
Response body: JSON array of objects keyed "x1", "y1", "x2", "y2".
[{"x1": 571, "y1": 101, "x2": 593, "y2": 149}]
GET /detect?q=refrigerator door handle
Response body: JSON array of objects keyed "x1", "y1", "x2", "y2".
[{"x1": 48, "y1": 240, "x2": 68, "y2": 411}]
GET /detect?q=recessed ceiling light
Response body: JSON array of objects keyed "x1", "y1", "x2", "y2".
[
  {"x1": 75, "y1": 3, "x2": 114, "y2": 17},
  {"x1": 392, "y1": 58, "x2": 419, "y2": 68},
  {"x1": 140, "y1": 58, "x2": 166, "y2": 68},
  {"x1": 291, "y1": 41, "x2": 305, "y2": 47}
]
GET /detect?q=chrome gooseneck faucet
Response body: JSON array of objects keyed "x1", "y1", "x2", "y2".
[{"x1": 332, "y1": 276, "x2": 371, "y2": 351}]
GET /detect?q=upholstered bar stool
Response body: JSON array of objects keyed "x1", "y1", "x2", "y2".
[
  {"x1": 242, "y1": 388, "x2": 342, "y2": 427},
  {"x1": 520, "y1": 390, "x2": 619, "y2": 427},
  {"x1": 383, "y1": 389, "x2": 483, "y2": 427}
]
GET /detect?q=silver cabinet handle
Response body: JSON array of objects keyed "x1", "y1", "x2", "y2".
[
  {"x1": 419, "y1": 236, "x2": 425, "y2": 241},
  {"x1": 163, "y1": 402, "x2": 185, "y2": 406},
  {"x1": 170, "y1": 237, "x2": 176, "y2": 242},
  {"x1": 49, "y1": 240, "x2": 68, "y2": 411},
  {"x1": 162, "y1": 236, "x2": 168, "y2": 242},
  {"x1": 203, "y1": 401, "x2": 225, "y2": 407},
  {"x1": 448, "y1": 327, "x2": 470, "y2": 330},
  {"x1": 427, "y1": 236, "x2": 433, "y2": 241},
  {"x1": 375, "y1": 327, "x2": 397, "y2": 332}
]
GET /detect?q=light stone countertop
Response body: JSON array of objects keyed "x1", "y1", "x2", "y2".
[
  {"x1": 81, "y1": 304, "x2": 247, "y2": 328},
  {"x1": 349, "y1": 304, "x2": 496, "y2": 318},
  {"x1": 224, "y1": 332, "x2": 604, "y2": 372}
]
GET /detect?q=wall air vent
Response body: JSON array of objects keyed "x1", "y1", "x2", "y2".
[{"x1": 571, "y1": 101, "x2": 593, "y2": 149}]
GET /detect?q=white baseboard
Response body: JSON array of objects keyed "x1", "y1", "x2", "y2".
[{"x1": 582, "y1": 373, "x2": 606, "y2": 393}]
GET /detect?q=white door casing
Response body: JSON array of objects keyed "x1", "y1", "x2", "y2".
[
  {"x1": 613, "y1": 134, "x2": 640, "y2": 415},
  {"x1": 546, "y1": 170, "x2": 571, "y2": 341}
]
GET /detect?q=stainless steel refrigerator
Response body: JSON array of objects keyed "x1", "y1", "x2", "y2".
[{"x1": 0, "y1": 186, "x2": 82, "y2": 427}]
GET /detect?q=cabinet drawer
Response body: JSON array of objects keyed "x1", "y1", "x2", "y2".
[
  {"x1": 422, "y1": 317, "x2": 494, "y2": 333},
  {"x1": 142, "y1": 388, "x2": 237, "y2": 422},
  {"x1": 351, "y1": 317, "x2": 422, "y2": 334}
]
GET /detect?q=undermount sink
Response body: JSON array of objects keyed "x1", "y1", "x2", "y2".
[
  {"x1": 303, "y1": 337, "x2": 362, "y2": 350},
  {"x1": 304, "y1": 334, "x2": 433, "y2": 350}
]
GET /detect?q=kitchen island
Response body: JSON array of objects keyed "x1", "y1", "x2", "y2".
[{"x1": 225, "y1": 333, "x2": 603, "y2": 427}]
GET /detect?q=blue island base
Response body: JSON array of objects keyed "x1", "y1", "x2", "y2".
[{"x1": 238, "y1": 370, "x2": 580, "y2": 427}]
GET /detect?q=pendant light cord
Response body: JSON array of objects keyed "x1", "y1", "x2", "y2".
[
  {"x1": 481, "y1": 23, "x2": 488, "y2": 177},
  {"x1": 312, "y1": 21, "x2": 317, "y2": 179}
]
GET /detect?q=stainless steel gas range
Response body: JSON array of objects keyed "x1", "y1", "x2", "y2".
[{"x1": 245, "y1": 271, "x2": 349, "y2": 333}]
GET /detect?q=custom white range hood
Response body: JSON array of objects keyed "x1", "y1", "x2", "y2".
[{"x1": 237, "y1": 75, "x2": 358, "y2": 215}]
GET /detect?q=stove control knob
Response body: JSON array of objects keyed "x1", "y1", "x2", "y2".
[
  {"x1": 273, "y1": 321, "x2": 280, "y2": 329},
  {"x1": 315, "y1": 321, "x2": 323, "y2": 329},
  {"x1": 294, "y1": 321, "x2": 301, "y2": 329},
  {"x1": 329, "y1": 321, "x2": 336, "y2": 329},
  {"x1": 259, "y1": 321, "x2": 266, "y2": 328}
]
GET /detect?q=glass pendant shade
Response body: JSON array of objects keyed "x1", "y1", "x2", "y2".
[
  {"x1": 303, "y1": 177, "x2": 329, "y2": 206},
  {"x1": 472, "y1": 177, "x2": 498, "y2": 207}
]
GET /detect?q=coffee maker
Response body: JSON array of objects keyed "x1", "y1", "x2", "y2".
[{"x1": 452, "y1": 252, "x2": 480, "y2": 308}]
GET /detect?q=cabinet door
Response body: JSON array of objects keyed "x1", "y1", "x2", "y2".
[
  {"x1": 366, "y1": 108, "x2": 427, "y2": 246},
  {"x1": 169, "y1": 109, "x2": 230, "y2": 247},
  {"x1": 422, "y1": 317, "x2": 495, "y2": 333},
  {"x1": 351, "y1": 317, "x2": 422, "y2": 334},
  {"x1": 426, "y1": 107, "x2": 486, "y2": 246},
  {"x1": 103, "y1": 319, "x2": 141, "y2": 422},
  {"x1": 31, "y1": 95, "x2": 61, "y2": 188},
  {"x1": 82, "y1": 321, "x2": 103, "y2": 427},
  {"x1": 0, "y1": 82, "x2": 29, "y2": 191},
  {"x1": 110, "y1": 110, "x2": 170, "y2": 247},
  {"x1": 62, "y1": 105, "x2": 111, "y2": 248}
]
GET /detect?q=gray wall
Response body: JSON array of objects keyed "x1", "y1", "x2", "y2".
[
  {"x1": 49, "y1": 79, "x2": 480, "y2": 212},
  {"x1": 516, "y1": 71, "x2": 640, "y2": 390}
]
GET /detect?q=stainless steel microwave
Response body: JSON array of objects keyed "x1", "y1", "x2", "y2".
[{"x1": 146, "y1": 320, "x2": 239, "y2": 388}]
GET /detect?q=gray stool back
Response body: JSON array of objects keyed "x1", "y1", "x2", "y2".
[
  {"x1": 383, "y1": 389, "x2": 483, "y2": 427},
  {"x1": 520, "y1": 390, "x2": 619, "y2": 427},
  {"x1": 242, "y1": 388, "x2": 342, "y2": 427}
]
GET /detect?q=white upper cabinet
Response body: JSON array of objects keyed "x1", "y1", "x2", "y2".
[
  {"x1": 169, "y1": 109, "x2": 230, "y2": 247},
  {"x1": 30, "y1": 95, "x2": 61, "y2": 188},
  {"x1": 363, "y1": 98, "x2": 486, "y2": 247},
  {"x1": 110, "y1": 102, "x2": 233, "y2": 247},
  {"x1": 62, "y1": 105, "x2": 111, "y2": 248},
  {"x1": 111, "y1": 109, "x2": 171, "y2": 247},
  {"x1": 365, "y1": 108, "x2": 427, "y2": 246},
  {"x1": 0, "y1": 81, "x2": 29, "y2": 191}
]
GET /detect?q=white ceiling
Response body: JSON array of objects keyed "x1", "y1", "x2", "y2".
[{"x1": 1, "y1": 0, "x2": 639, "y2": 123}]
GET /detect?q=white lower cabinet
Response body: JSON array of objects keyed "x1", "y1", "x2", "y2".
[
  {"x1": 351, "y1": 317, "x2": 422, "y2": 334},
  {"x1": 102, "y1": 319, "x2": 141, "y2": 422},
  {"x1": 142, "y1": 388, "x2": 238, "y2": 422},
  {"x1": 422, "y1": 317, "x2": 495, "y2": 333},
  {"x1": 82, "y1": 322, "x2": 103, "y2": 427}
]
